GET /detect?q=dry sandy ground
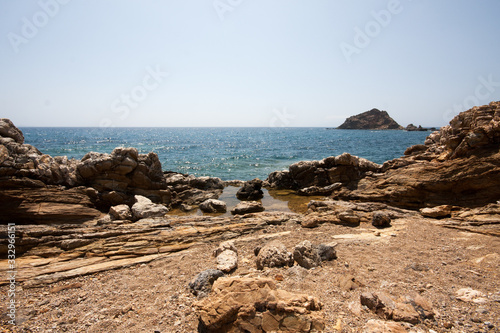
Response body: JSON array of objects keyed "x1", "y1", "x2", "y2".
[{"x1": 1, "y1": 215, "x2": 499, "y2": 332}]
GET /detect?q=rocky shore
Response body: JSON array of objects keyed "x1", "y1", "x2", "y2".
[{"x1": 1, "y1": 102, "x2": 499, "y2": 332}]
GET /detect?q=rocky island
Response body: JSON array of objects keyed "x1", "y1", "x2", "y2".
[
  {"x1": 337, "y1": 108, "x2": 403, "y2": 130},
  {"x1": 1, "y1": 102, "x2": 500, "y2": 332}
]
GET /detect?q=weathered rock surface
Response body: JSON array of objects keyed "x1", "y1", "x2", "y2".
[
  {"x1": 360, "y1": 291, "x2": 435, "y2": 324},
  {"x1": 256, "y1": 241, "x2": 294, "y2": 270},
  {"x1": 362, "y1": 319, "x2": 407, "y2": 333},
  {"x1": 194, "y1": 277, "x2": 324, "y2": 333},
  {"x1": 236, "y1": 178, "x2": 264, "y2": 200},
  {"x1": 213, "y1": 240, "x2": 238, "y2": 273},
  {"x1": 420, "y1": 205, "x2": 452, "y2": 218},
  {"x1": 0, "y1": 178, "x2": 102, "y2": 224},
  {"x1": 131, "y1": 195, "x2": 168, "y2": 219},
  {"x1": 199, "y1": 199, "x2": 227, "y2": 213},
  {"x1": 372, "y1": 211, "x2": 392, "y2": 227},
  {"x1": 0, "y1": 119, "x2": 227, "y2": 223},
  {"x1": 231, "y1": 201, "x2": 265, "y2": 215},
  {"x1": 189, "y1": 269, "x2": 225, "y2": 298},
  {"x1": 304, "y1": 200, "x2": 413, "y2": 228},
  {"x1": 293, "y1": 240, "x2": 321, "y2": 269},
  {"x1": 337, "y1": 108, "x2": 402, "y2": 130},
  {"x1": 0, "y1": 212, "x2": 291, "y2": 286},
  {"x1": 317, "y1": 243, "x2": 337, "y2": 261},
  {"x1": 109, "y1": 204, "x2": 133, "y2": 220},
  {"x1": 216, "y1": 249, "x2": 238, "y2": 273},
  {"x1": 266, "y1": 153, "x2": 381, "y2": 193}
]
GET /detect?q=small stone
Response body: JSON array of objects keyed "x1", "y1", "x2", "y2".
[
  {"x1": 213, "y1": 241, "x2": 237, "y2": 257},
  {"x1": 475, "y1": 306, "x2": 488, "y2": 314},
  {"x1": 188, "y1": 269, "x2": 225, "y2": 298},
  {"x1": 301, "y1": 216, "x2": 320, "y2": 228},
  {"x1": 180, "y1": 203, "x2": 194, "y2": 212},
  {"x1": 109, "y1": 204, "x2": 132, "y2": 220},
  {"x1": 256, "y1": 241, "x2": 293, "y2": 270},
  {"x1": 339, "y1": 274, "x2": 362, "y2": 291},
  {"x1": 293, "y1": 240, "x2": 321, "y2": 269},
  {"x1": 372, "y1": 211, "x2": 391, "y2": 228},
  {"x1": 236, "y1": 179, "x2": 264, "y2": 200},
  {"x1": 443, "y1": 321, "x2": 453, "y2": 329},
  {"x1": 316, "y1": 243, "x2": 337, "y2": 261},
  {"x1": 216, "y1": 249, "x2": 238, "y2": 273},
  {"x1": 420, "y1": 205, "x2": 452, "y2": 218}
]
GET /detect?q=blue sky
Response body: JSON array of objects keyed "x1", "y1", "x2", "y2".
[{"x1": 1, "y1": 0, "x2": 499, "y2": 127}]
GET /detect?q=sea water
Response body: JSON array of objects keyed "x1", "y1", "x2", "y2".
[{"x1": 21, "y1": 127, "x2": 430, "y2": 181}]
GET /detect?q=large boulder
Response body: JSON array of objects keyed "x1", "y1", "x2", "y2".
[
  {"x1": 0, "y1": 118, "x2": 24, "y2": 143},
  {"x1": 231, "y1": 201, "x2": 265, "y2": 215},
  {"x1": 199, "y1": 199, "x2": 227, "y2": 213},
  {"x1": 194, "y1": 277, "x2": 324, "y2": 333},
  {"x1": 236, "y1": 178, "x2": 264, "y2": 200}
]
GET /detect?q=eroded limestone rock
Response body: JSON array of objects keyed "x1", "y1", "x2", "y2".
[{"x1": 195, "y1": 277, "x2": 324, "y2": 333}]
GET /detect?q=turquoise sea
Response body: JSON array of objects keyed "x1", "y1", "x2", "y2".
[{"x1": 21, "y1": 127, "x2": 430, "y2": 181}]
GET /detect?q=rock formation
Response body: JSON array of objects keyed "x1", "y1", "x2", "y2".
[
  {"x1": 231, "y1": 201, "x2": 265, "y2": 215},
  {"x1": 266, "y1": 152, "x2": 381, "y2": 192},
  {"x1": 337, "y1": 108, "x2": 402, "y2": 130},
  {"x1": 405, "y1": 124, "x2": 427, "y2": 131},
  {"x1": 236, "y1": 178, "x2": 264, "y2": 200},
  {"x1": 0, "y1": 119, "x2": 225, "y2": 223},
  {"x1": 335, "y1": 101, "x2": 500, "y2": 208},
  {"x1": 268, "y1": 102, "x2": 500, "y2": 209},
  {"x1": 194, "y1": 277, "x2": 324, "y2": 332}
]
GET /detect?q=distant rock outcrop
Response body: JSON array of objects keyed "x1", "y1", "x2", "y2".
[
  {"x1": 338, "y1": 108, "x2": 402, "y2": 130},
  {"x1": 405, "y1": 123, "x2": 427, "y2": 131},
  {"x1": 336, "y1": 101, "x2": 500, "y2": 208}
]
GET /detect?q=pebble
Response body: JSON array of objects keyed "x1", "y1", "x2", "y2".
[
  {"x1": 475, "y1": 306, "x2": 488, "y2": 314},
  {"x1": 484, "y1": 321, "x2": 494, "y2": 329}
]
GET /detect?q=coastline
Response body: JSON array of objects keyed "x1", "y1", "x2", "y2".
[{"x1": 1, "y1": 102, "x2": 499, "y2": 332}]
